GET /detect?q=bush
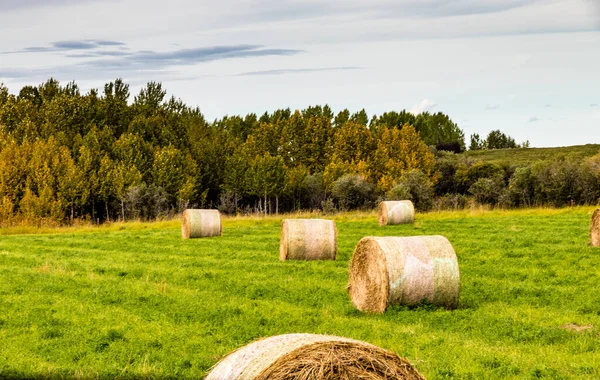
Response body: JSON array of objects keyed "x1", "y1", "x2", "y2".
[
  {"x1": 303, "y1": 173, "x2": 326, "y2": 210},
  {"x1": 506, "y1": 167, "x2": 535, "y2": 207},
  {"x1": 320, "y1": 198, "x2": 337, "y2": 214},
  {"x1": 434, "y1": 153, "x2": 461, "y2": 195},
  {"x1": 390, "y1": 170, "x2": 434, "y2": 211},
  {"x1": 331, "y1": 174, "x2": 375, "y2": 210},
  {"x1": 218, "y1": 190, "x2": 237, "y2": 215},
  {"x1": 122, "y1": 184, "x2": 171, "y2": 220},
  {"x1": 386, "y1": 183, "x2": 411, "y2": 201},
  {"x1": 531, "y1": 160, "x2": 583, "y2": 206},
  {"x1": 468, "y1": 176, "x2": 505, "y2": 205},
  {"x1": 436, "y1": 194, "x2": 468, "y2": 210}
]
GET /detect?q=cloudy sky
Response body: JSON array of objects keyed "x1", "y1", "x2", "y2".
[{"x1": 1, "y1": 0, "x2": 599, "y2": 147}]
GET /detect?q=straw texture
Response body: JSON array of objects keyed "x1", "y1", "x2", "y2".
[
  {"x1": 592, "y1": 209, "x2": 600, "y2": 247},
  {"x1": 348, "y1": 236, "x2": 460, "y2": 313},
  {"x1": 181, "y1": 209, "x2": 221, "y2": 239},
  {"x1": 280, "y1": 219, "x2": 337, "y2": 261},
  {"x1": 206, "y1": 333, "x2": 425, "y2": 380},
  {"x1": 378, "y1": 201, "x2": 415, "y2": 226}
]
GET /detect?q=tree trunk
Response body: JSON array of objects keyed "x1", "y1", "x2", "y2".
[
  {"x1": 276, "y1": 195, "x2": 279, "y2": 215},
  {"x1": 121, "y1": 200, "x2": 125, "y2": 222},
  {"x1": 70, "y1": 202, "x2": 74, "y2": 222},
  {"x1": 105, "y1": 201, "x2": 110, "y2": 222},
  {"x1": 264, "y1": 193, "x2": 267, "y2": 216}
]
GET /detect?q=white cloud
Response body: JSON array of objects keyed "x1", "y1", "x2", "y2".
[
  {"x1": 528, "y1": 116, "x2": 539, "y2": 123},
  {"x1": 410, "y1": 99, "x2": 436, "y2": 115}
]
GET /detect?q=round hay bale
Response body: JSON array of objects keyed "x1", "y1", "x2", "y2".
[
  {"x1": 348, "y1": 236, "x2": 460, "y2": 313},
  {"x1": 279, "y1": 219, "x2": 337, "y2": 261},
  {"x1": 378, "y1": 201, "x2": 415, "y2": 226},
  {"x1": 592, "y1": 209, "x2": 600, "y2": 247},
  {"x1": 206, "y1": 333, "x2": 425, "y2": 380},
  {"x1": 181, "y1": 209, "x2": 221, "y2": 239}
]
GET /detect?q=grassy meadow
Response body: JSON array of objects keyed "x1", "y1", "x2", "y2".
[
  {"x1": 1, "y1": 208, "x2": 600, "y2": 379},
  {"x1": 463, "y1": 144, "x2": 600, "y2": 167}
]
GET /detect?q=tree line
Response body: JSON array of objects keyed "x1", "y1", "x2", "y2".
[
  {"x1": 0, "y1": 78, "x2": 467, "y2": 225},
  {"x1": 1, "y1": 79, "x2": 595, "y2": 226}
]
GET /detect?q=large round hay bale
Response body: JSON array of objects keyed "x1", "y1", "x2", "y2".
[
  {"x1": 592, "y1": 209, "x2": 600, "y2": 247},
  {"x1": 378, "y1": 201, "x2": 415, "y2": 226},
  {"x1": 280, "y1": 219, "x2": 337, "y2": 261},
  {"x1": 181, "y1": 209, "x2": 221, "y2": 239},
  {"x1": 348, "y1": 236, "x2": 460, "y2": 313},
  {"x1": 206, "y1": 333, "x2": 425, "y2": 380}
]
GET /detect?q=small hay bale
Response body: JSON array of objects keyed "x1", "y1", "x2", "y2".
[
  {"x1": 279, "y1": 219, "x2": 337, "y2": 261},
  {"x1": 348, "y1": 236, "x2": 460, "y2": 313},
  {"x1": 592, "y1": 209, "x2": 600, "y2": 247},
  {"x1": 206, "y1": 333, "x2": 425, "y2": 380},
  {"x1": 181, "y1": 209, "x2": 221, "y2": 239},
  {"x1": 378, "y1": 201, "x2": 415, "y2": 226}
]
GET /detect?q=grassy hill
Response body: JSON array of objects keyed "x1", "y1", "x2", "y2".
[
  {"x1": 462, "y1": 144, "x2": 600, "y2": 167},
  {"x1": 1, "y1": 209, "x2": 599, "y2": 378}
]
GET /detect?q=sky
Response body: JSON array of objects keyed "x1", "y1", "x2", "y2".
[{"x1": 1, "y1": 0, "x2": 599, "y2": 147}]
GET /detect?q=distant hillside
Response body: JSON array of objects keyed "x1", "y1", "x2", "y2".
[{"x1": 462, "y1": 144, "x2": 600, "y2": 167}]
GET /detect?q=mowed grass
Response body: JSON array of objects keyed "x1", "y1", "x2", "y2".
[{"x1": 1, "y1": 208, "x2": 600, "y2": 379}]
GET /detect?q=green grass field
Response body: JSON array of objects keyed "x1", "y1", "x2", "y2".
[
  {"x1": 1, "y1": 208, "x2": 600, "y2": 379},
  {"x1": 463, "y1": 144, "x2": 600, "y2": 167}
]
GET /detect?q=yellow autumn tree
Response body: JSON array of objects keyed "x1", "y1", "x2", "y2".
[{"x1": 371, "y1": 124, "x2": 437, "y2": 193}]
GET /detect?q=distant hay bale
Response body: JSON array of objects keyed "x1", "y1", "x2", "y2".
[
  {"x1": 348, "y1": 236, "x2": 460, "y2": 313},
  {"x1": 279, "y1": 219, "x2": 337, "y2": 261},
  {"x1": 205, "y1": 333, "x2": 425, "y2": 380},
  {"x1": 378, "y1": 201, "x2": 415, "y2": 226},
  {"x1": 181, "y1": 209, "x2": 221, "y2": 239},
  {"x1": 592, "y1": 209, "x2": 600, "y2": 247}
]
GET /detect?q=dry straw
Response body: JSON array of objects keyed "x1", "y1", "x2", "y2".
[
  {"x1": 592, "y1": 209, "x2": 600, "y2": 247},
  {"x1": 206, "y1": 333, "x2": 425, "y2": 380},
  {"x1": 181, "y1": 209, "x2": 221, "y2": 239},
  {"x1": 280, "y1": 219, "x2": 337, "y2": 261},
  {"x1": 378, "y1": 201, "x2": 415, "y2": 226},
  {"x1": 348, "y1": 236, "x2": 460, "y2": 313}
]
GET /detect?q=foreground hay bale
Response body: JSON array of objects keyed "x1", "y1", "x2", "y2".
[
  {"x1": 206, "y1": 333, "x2": 425, "y2": 380},
  {"x1": 181, "y1": 209, "x2": 221, "y2": 239},
  {"x1": 378, "y1": 201, "x2": 415, "y2": 225},
  {"x1": 348, "y1": 236, "x2": 460, "y2": 313},
  {"x1": 592, "y1": 209, "x2": 600, "y2": 247},
  {"x1": 280, "y1": 219, "x2": 337, "y2": 261}
]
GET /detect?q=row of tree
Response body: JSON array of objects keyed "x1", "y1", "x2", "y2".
[
  {"x1": 469, "y1": 130, "x2": 529, "y2": 150},
  {"x1": 0, "y1": 79, "x2": 468, "y2": 224},
  {"x1": 4, "y1": 79, "x2": 586, "y2": 226}
]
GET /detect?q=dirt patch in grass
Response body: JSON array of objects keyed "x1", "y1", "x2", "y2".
[{"x1": 560, "y1": 324, "x2": 593, "y2": 333}]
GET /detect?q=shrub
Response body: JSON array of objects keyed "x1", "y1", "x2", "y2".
[
  {"x1": 531, "y1": 160, "x2": 582, "y2": 206},
  {"x1": 303, "y1": 173, "x2": 326, "y2": 210},
  {"x1": 506, "y1": 167, "x2": 535, "y2": 207},
  {"x1": 331, "y1": 174, "x2": 375, "y2": 210},
  {"x1": 390, "y1": 170, "x2": 434, "y2": 211},
  {"x1": 321, "y1": 198, "x2": 336, "y2": 214},
  {"x1": 386, "y1": 183, "x2": 411, "y2": 202},
  {"x1": 218, "y1": 190, "x2": 237, "y2": 215},
  {"x1": 436, "y1": 194, "x2": 468, "y2": 210},
  {"x1": 434, "y1": 153, "x2": 461, "y2": 195},
  {"x1": 468, "y1": 176, "x2": 505, "y2": 205},
  {"x1": 122, "y1": 184, "x2": 171, "y2": 220}
]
